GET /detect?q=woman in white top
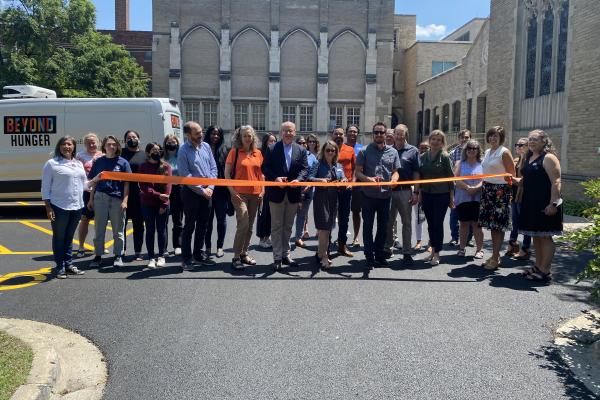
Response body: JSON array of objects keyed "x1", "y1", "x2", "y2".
[
  {"x1": 478, "y1": 126, "x2": 515, "y2": 270},
  {"x1": 75, "y1": 133, "x2": 103, "y2": 257},
  {"x1": 42, "y1": 136, "x2": 90, "y2": 278}
]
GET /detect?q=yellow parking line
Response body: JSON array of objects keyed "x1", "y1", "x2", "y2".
[
  {"x1": 19, "y1": 221, "x2": 95, "y2": 251},
  {"x1": 17, "y1": 201, "x2": 30, "y2": 206},
  {"x1": 0, "y1": 220, "x2": 49, "y2": 223},
  {"x1": 0, "y1": 251, "x2": 53, "y2": 255},
  {"x1": 0, "y1": 244, "x2": 12, "y2": 254},
  {"x1": 89, "y1": 220, "x2": 113, "y2": 231},
  {"x1": 104, "y1": 228, "x2": 134, "y2": 248}
]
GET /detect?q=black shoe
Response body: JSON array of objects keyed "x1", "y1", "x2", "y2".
[
  {"x1": 273, "y1": 260, "x2": 282, "y2": 271},
  {"x1": 282, "y1": 256, "x2": 297, "y2": 267},
  {"x1": 383, "y1": 250, "x2": 393, "y2": 259},
  {"x1": 403, "y1": 254, "x2": 414, "y2": 265},
  {"x1": 449, "y1": 240, "x2": 459, "y2": 247},
  {"x1": 375, "y1": 258, "x2": 389, "y2": 267},
  {"x1": 365, "y1": 258, "x2": 375, "y2": 271}
]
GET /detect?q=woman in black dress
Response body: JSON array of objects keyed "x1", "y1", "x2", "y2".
[
  {"x1": 309, "y1": 140, "x2": 346, "y2": 270},
  {"x1": 519, "y1": 130, "x2": 563, "y2": 281}
]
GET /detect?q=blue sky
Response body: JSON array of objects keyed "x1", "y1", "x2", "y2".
[{"x1": 93, "y1": 0, "x2": 490, "y2": 40}]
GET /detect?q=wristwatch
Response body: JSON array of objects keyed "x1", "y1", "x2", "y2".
[{"x1": 552, "y1": 198, "x2": 563, "y2": 208}]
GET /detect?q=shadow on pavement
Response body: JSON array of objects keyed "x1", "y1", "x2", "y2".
[{"x1": 530, "y1": 345, "x2": 597, "y2": 400}]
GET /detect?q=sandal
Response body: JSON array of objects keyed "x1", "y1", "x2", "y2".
[
  {"x1": 483, "y1": 257, "x2": 501, "y2": 270},
  {"x1": 514, "y1": 250, "x2": 531, "y2": 260},
  {"x1": 231, "y1": 258, "x2": 245, "y2": 270},
  {"x1": 524, "y1": 266, "x2": 552, "y2": 282},
  {"x1": 240, "y1": 254, "x2": 257, "y2": 265}
]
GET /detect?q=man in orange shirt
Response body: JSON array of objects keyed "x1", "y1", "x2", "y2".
[{"x1": 332, "y1": 127, "x2": 356, "y2": 257}]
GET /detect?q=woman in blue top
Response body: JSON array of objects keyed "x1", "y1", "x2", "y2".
[
  {"x1": 294, "y1": 135, "x2": 319, "y2": 247},
  {"x1": 42, "y1": 136, "x2": 89, "y2": 278},
  {"x1": 309, "y1": 140, "x2": 346, "y2": 270},
  {"x1": 88, "y1": 135, "x2": 132, "y2": 269},
  {"x1": 453, "y1": 140, "x2": 484, "y2": 259},
  {"x1": 163, "y1": 134, "x2": 182, "y2": 255}
]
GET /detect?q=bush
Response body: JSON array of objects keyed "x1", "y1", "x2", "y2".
[
  {"x1": 563, "y1": 199, "x2": 594, "y2": 218},
  {"x1": 565, "y1": 178, "x2": 600, "y2": 299}
]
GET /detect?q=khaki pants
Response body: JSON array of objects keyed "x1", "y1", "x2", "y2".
[
  {"x1": 232, "y1": 194, "x2": 261, "y2": 258},
  {"x1": 270, "y1": 195, "x2": 299, "y2": 261},
  {"x1": 385, "y1": 190, "x2": 413, "y2": 254}
]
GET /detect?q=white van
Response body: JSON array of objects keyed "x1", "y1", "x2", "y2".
[
  {"x1": 0, "y1": 98, "x2": 182, "y2": 200},
  {"x1": 2, "y1": 85, "x2": 57, "y2": 99}
]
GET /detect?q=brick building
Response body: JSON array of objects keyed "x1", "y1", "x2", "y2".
[
  {"x1": 101, "y1": 0, "x2": 152, "y2": 89},
  {"x1": 397, "y1": 0, "x2": 599, "y2": 197},
  {"x1": 152, "y1": 0, "x2": 395, "y2": 135}
]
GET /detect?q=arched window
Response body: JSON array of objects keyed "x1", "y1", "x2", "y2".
[
  {"x1": 525, "y1": 15, "x2": 537, "y2": 99},
  {"x1": 433, "y1": 107, "x2": 439, "y2": 130},
  {"x1": 556, "y1": 0, "x2": 569, "y2": 92},
  {"x1": 539, "y1": 6, "x2": 554, "y2": 96}
]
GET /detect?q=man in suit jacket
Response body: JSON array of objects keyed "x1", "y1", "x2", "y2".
[{"x1": 262, "y1": 121, "x2": 309, "y2": 270}]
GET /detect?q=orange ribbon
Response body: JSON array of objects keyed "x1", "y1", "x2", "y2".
[{"x1": 100, "y1": 172, "x2": 512, "y2": 187}]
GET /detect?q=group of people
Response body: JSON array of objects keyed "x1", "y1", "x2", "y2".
[{"x1": 41, "y1": 120, "x2": 563, "y2": 282}]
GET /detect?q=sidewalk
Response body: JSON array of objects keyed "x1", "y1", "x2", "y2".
[
  {"x1": 0, "y1": 318, "x2": 106, "y2": 400},
  {"x1": 555, "y1": 309, "x2": 600, "y2": 397}
]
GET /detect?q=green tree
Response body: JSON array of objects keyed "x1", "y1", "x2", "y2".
[
  {"x1": 0, "y1": 0, "x2": 148, "y2": 97},
  {"x1": 565, "y1": 178, "x2": 600, "y2": 299}
]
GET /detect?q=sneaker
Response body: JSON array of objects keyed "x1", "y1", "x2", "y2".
[
  {"x1": 147, "y1": 259, "x2": 157, "y2": 269},
  {"x1": 66, "y1": 266, "x2": 85, "y2": 275},
  {"x1": 449, "y1": 240, "x2": 459, "y2": 247},
  {"x1": 181, "y1": 261, "x2": 194, "y2": 271},
  {"x1": 89, "y1": 256, "x2": 102, "y2": 268},
  {"x1": 216, "y1": 248, "x2": 225, "y2": 258},
  {"x1": 113, "y1": 256, "x2": 124, "y2": 268},
  {"x1": 103, "y1": 248, "x2": 109, "y2": 254},
  {"x1": 56, "y1": 268, "x2": 67, "y2": 279},
  {"x1": 156, "y1": 257, "x2": 166, "y2": 267},
  {"x1": 76, "y1": 249, "x2": 86, "y2": 258},
  {"x1": 196, "y1": 253, "x2": 215, "y2": 266},
  {"x1": 174, "y1": 247, "x2": 182, "y2": 256},
  {"x1": 457, "y1": 249, "x2": 466, "y2": 257},
  {"x1": 474, "y1": 250, "x2": 484, "y2": 259},
  {"x1": 134, "y1": 253, "x2": 143, "y2": 261},
  {"x1": 393, "y1": 240, "x2": 402, "y2": 250},
  {"x1": 466, "y1": 240, "x2": 474, "y2": 247},
  {"x1": 266, "y1": 238, "x2": 272, "y2": 246}
]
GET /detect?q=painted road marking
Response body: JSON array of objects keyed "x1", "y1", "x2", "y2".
[
  {"x1": 0, "y1": 221, "x2": 133, "y2": 255},
  {"x1": 0, "y1": 267, "x2": 52, "y2": 291}
]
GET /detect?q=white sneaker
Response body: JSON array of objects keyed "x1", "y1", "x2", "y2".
[
  {"x1": 113, "y1": 256, "x2": 124, "y2": 268},
  {"x1": 216, "y1": 248, "x2": 225, "y2": 258},
  {"x1": 174, "y1": 247, "x2": 182, "y2": 256},
  {"x1": 147, "y1": 259, "x2": 157, "y2": 269},
  {"x1": 103, "y1": 248, "x2": 109, "y2": 254},
  {"x1": 156, "y1": 257, "x2": 166, "y2": 267}
]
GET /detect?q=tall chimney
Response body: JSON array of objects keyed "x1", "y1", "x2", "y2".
[{"x1": 115, "y1": 0, "x2": 129, "y2": 31}]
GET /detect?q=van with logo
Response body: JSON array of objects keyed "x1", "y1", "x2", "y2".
[{"x1": 0, "y1": 98, "x2": 182, "y2": 200}]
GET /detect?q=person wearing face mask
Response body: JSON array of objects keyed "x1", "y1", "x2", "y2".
[
  {"x1": 139, "y1": 143, "x2": 172, "y2": 269},
  {"x1": 205, "y1": 126, "x2": 229, "y2": 259},
  {"x1": 507, "y1": 137, "x2": 532, "y2": 260},
  {"x1": 75, "y1": 132, "x2": 104, "y2": 258},
  {"x1": 121, "y1": 130, "x2": 146, "y2": 261},
  {"x1": 163, "y1": 134, "x2": 182, "y2": 256}
]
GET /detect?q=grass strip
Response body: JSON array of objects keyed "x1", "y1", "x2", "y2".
[{"x1": 0, "y1": 331, "x2": 33, "y2": 400}]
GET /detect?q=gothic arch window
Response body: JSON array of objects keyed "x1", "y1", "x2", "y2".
[
  {"x1": 556, "y1": 0, "x2": 569, "y2": 92},
  {"x1": 525, "y1": 15, "x2": 537, "y2": 99},
  {"x1": 539, "y1": 6, "x2": 554, "y2": 96}
]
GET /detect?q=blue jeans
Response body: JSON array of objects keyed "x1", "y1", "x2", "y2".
[
  {"x1": 205, "y1": 187, "x2": 228, "y2": 252},
  {"x1": 294, "y1": 191, "x2": 313, "y2": 240},
  {"x1": 361, "y1": 196, "x2": 391, "y2": 261},
  {"x1": 510, "y1": 202, "x2": 531, "y2": 250},
  {"x1": 337, "y1": 189, "x2": 352, "y2": 245},
  {"x1": 50, "y1": 204, "x2": 82, "y2": 270},
  {"x1": 141, "y1": 204, "x2": 170, "y2": 258},
  {"x1": 421, "y1": 192, "x2": 450, "y2": 253}
]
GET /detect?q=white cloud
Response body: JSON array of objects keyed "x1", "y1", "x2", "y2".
[{"x1": 416, "y1": 24, "x2": 448, "y2": 39}]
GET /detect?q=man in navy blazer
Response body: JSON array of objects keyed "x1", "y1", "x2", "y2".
[{"x1": 262, "y1": 121, "x2": 309, "y2": 270}]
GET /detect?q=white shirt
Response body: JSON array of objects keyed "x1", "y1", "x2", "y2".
[
  {"x1": 41, "y1": 157, "x2": 88, "y2": 210},
  {"x1": 482, "y1": 146, "x2": 509, "y2": 184}
]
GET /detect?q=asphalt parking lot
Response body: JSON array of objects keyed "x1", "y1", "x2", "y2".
[{"x1": 0, "y1": 203, "x2": 597, "y2": 399}]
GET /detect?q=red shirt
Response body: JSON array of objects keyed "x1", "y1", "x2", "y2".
[{"x1": 337, "y1": 144, "x2": 356, "y2": 181}]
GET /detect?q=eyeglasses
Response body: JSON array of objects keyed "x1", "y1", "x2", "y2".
[
  {"x1": 515, "y1": 143, "x2": 526, "y2": 147},
  {"x1": 325, "y1": 149, "x2": 336, "y2": 153},
  {"x1": 373, "y1": 131, "x2": 386, "y2": 135},
  {"x1": 297, "y1": 141, "x2": 306, "y2": 145},
  {"x1": 307, "y1": 140, "x2": 317, "y2": 144}
]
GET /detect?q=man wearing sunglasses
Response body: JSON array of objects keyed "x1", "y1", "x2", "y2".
[{"x1": 355, "y1": 122, "x2": 401, "y2": 271}]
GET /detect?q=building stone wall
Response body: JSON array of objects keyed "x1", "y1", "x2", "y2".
[
  {"x1": 153, "y1": 0, "x2": 395, "y2": 134},
  {"x1": 443, "y1": 18, "x2": 487, "y2": 42},
  {"x1": 392, "y1": 15, "x2": 416, "y2": 126}
]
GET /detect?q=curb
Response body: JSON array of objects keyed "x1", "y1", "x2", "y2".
[
  {"x1": 0, "y1": 318, "x2": 107, "y2": 400},
  {"x1": 554, "y1": 309, "x2": 600, "y2": 397}
]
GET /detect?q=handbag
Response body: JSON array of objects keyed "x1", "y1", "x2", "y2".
[{"x1": 225, "y1": 148, "x2": 240, "y2": 216}]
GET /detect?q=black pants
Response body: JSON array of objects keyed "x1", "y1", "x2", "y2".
[
  {"x1": 170, "y1": 184, "x2": 183, "y2": 249},
  {"x1": 181, "y1": 187, "x2": 211, "y2": 262},
  {"x1": 337, "y1": 189, "x2": 352, "y2": 245},
  {"x1": 256, "y1": 198, "x2": 271, "y2": 238},
  {"x1": 421, "y1": 192, "x2": 450, "y2": 253},
  {"x1": 205, "y1": 187, "x2": 228, "y2": 252},
  {"x1": 124, "y1": 193, "x2": 144, "y2": 254}
]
